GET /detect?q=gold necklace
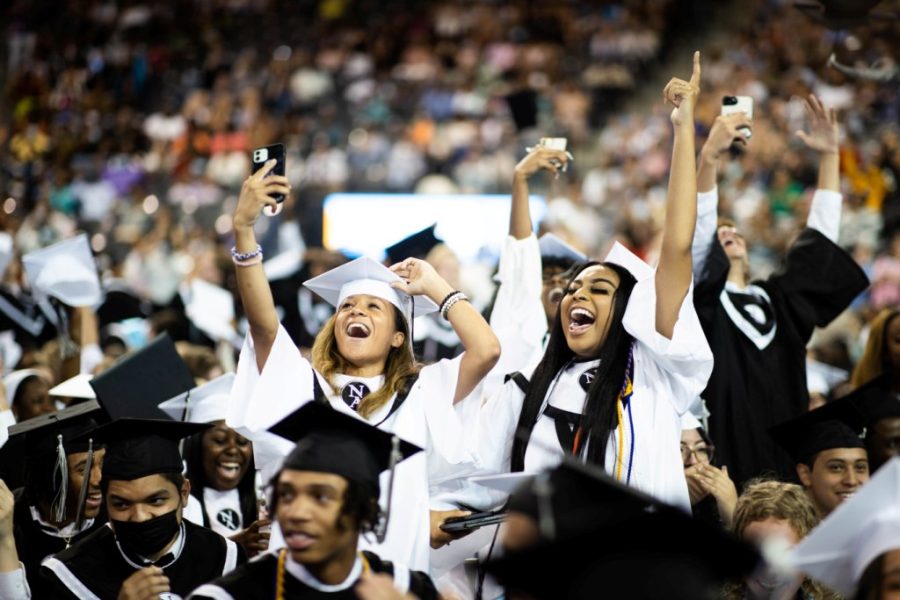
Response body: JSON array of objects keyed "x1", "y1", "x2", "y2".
[{"x1": 275, "y1": 549, "x2": 370, "y2": 600}]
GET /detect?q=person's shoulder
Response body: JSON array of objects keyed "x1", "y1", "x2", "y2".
[{"x1": 192, "y1": 553, "x2": 277, "y2": 599}]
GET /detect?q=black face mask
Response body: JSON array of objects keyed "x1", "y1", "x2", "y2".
[{"x1": 112, "y1": 508, "x2": 180, "y2": 559}]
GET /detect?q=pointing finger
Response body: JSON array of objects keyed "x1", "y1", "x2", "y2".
[{"x1": 690, "y1": 50, "x2": 701, "y2": 87}]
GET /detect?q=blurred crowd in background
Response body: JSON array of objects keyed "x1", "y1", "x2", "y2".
[{"x1": 1, "y1": 0, "x2": 898, "y2": 390}]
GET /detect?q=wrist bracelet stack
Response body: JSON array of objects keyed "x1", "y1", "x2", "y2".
[
  {"x1": 231, "y1": 244, "x2": 263, "y2": 267},
  {"x1": 439, "y1": 290, "x2": 468, "y2": 320}
]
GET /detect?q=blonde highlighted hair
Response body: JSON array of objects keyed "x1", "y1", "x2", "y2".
[
  {"x1": 311, "y1": 309, "x2": 421, "y2": 419},
  {"x1": 723, "y1": 480, "x2": 841, "y2": 600},
  {"x1": 851, "y1": 308, "x2": 900, "y2": 389}
]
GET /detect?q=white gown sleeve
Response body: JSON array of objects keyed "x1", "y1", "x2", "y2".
[
  {"x1": 226, "y1": 325, "x2": 316, "y2": 481},
  {"x1": 485, "y1": 234, "x2": 547, "y2": 395},
  {"x1": 691, "y1": 188, "x2": 719, "y2": 280},
  {"x1": 226, "y1": 324, "x2": 315, "y2": 432},
  {"x1": 622, "y1": 276, "x2": 714, "y2": 415},
  {"x1": 0, "y1": 409, "x2": 16, "y2": 449},
  {"x1": 805, "y1": 188, "x2": 842, "y2": 243},
  {"x1": 0, "y1": 564, "x2": 31, "y2": 600}
]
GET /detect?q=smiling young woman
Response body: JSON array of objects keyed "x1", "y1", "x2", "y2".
[
  {"x1": 225, "y1": 160, "x2": 500, "y2": 573},
  {"x1": 467, "y1": 53, "x2": 713, "y2": 510}
]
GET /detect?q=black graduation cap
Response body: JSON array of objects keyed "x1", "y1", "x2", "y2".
[
  {"x1": 7, "y1": 399, "x2": 103, "y2": 459},
  {"x1": 503, "y1": 459, "x2": 659, "y2": 541},
  {"x1": 768, "y1": 399, "x2": 866, "y2": 466},
  {"x1": 486, "y1": 460, "x2": 760, "y2": 600},
  {"x1": 89, "y1": 333, "x2": 195, "y2": 422},
  {"x1": 840, "y1": 375, "x2": 900, "y2": 425},
  {"x1": 268, "y1": 402, "x2": 422, "y2": 496},
  {"x1": 5, "y1": 400, "x2": 104, "y2": 524},
  {"x1": 87, "y1": 418, "x2": 210, "y2": 482},
  {"x1": 384, "y1": 224, "x2": 443, "y2": 265}
]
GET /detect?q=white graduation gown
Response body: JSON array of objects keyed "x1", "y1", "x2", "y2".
[
  {"x1": 226, "y1": 325, "x2": 478, "y2": 573},
  {"x1": 475, "y1": 274, "x2": 713, "y2": 511}
]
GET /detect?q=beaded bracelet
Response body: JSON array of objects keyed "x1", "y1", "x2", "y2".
[
  {"x1": 440, "y1": 291, "x2": 468, "y2": 320},
  {"x1": 233, "y1": 253, "x2": 264, "y2": 267},
  {"x1": 231, "y1": 244, "x2": 262, "y2": 262}
]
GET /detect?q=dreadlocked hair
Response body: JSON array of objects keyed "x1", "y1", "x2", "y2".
[
  {"x1": 311, "y1": 305, "x2": 421, "y2": 419},
  {"x1": 511, "y1": 261, "x2": 637, "y2": 471}
]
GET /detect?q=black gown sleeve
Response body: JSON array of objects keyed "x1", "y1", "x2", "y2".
[
  {"x1": 692, "y1": 231, "x2": 730, "y2": 328},
  {"x1": 761, "y1": 228, "x2": 868, "y2": 343}
]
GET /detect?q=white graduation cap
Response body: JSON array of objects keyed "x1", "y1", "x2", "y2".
[
  {"x1": 22, "y1": 234, "x2": 102, "y2": 307},
  {"x1": 184, "y1": 279, "x2": 237, "y2": 343},
  {"x1": 302, "y1": 256, "x2": 438, "y2": 325},
  {"x1": 48, "y1": 373, "x2": 96, "y2": 400},
  {"x1": 158, "y1": 373, "x2": 236, "y2": 424},
  {"x1": 788, "y1": 457, "x2": 900, "y2": 596},
  {"x1": 538, "y1": 233, "x2": 586, "y2": 263},
  {"x1": 3, "y1": 368, "x2": 47, "y2": 406},
  {"x1": 603, "y1": 241, "x2": 654, "y2": 282},
  {"x1": 0, "y1": 232, "x2": 14, "y2": 282}
]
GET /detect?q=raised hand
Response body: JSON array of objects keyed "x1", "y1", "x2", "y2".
[
  {"x1": 233, "y1": 159, "x2": 292, "y2": 230},
  {"x1": 795, "y1": 94, "x2": 838, "y2": 155},
  {"x1": 514, "y1": 146, "x2": 572, "y2": 180},
  {"x1": 701, "y1": 112, "x2": 753, "y2": 160},
  {"x1": 389, "y1": 258, "x2": 453, "y2": 304},
  {"x1": 695, "y1": 463, "x2": 738, "y2": 527},
  {"x1": 664, "y1": 51, "x2": 701, "y2": 127},
  {"x1": 230, "y1": 518, "x2": 271, "y2": 557}
]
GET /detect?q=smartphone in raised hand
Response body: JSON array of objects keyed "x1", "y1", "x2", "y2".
[
  {"x1": 251, "y1": 143, "x2": 286, "y2": 216},
  {"x1": 721, "y1": 96, "x2": 753, "y2": 154}
]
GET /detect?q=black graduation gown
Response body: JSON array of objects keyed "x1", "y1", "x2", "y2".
[
  {"x1": 12, "y1": 488, "x2": 106, "y2": 599},
  {"x1": 40, "y1": 520, "x2": 242, "y2": 599},
  {"x1": 0, "y1": 287, "x2": 56, "y2": 354},
  {"x1": 190, "y1": 550, "x2": 438, "y2": 600},
  {"x1": 694, "y1": 228, "x2": 868, "y2": 488}
]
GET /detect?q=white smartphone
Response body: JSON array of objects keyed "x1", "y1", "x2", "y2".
[
  {"x1": 540, "y1": 137, "x2": 568, "y2": 151},
  {"x1": 721, "y1": 96, "x2": 753, "y2": 118}
]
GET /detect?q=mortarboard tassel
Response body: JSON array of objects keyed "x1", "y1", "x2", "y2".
[
  {"x1": 51, "y1": 434, "x2": 69, "y2": 523},
  {"x1": 374, "y1": 435, "x2": 402, "y2": 544},
  {"x1": 53, "y1": 300, "x2": 80, "y2": 360},
  {"x1": 533, "y1": 471, "x2": 556, "y2": 541},
  {"x1": 73, "y1": 438, "x2": 94, "y2": 531}
]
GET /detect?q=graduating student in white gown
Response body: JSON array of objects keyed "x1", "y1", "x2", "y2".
[
  {"x1": 224, "y1": 162, "x2": 500, "y2": 573},
  {"x1": 472, "y1": 53, "x2": 712, "y2": 512}
]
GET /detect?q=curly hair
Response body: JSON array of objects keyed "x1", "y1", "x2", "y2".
[
  {"x1": 851, "y1": 308, "x2": 900, "y2": 388},
  {"x1": 311, "y1": 306, "x2": 421, "y2": 419},
  {"x1": 723, "y1": 479, "x2": 841, "y2": 600},
  {"x1": 730, "y1": 479, "x2": 818, "y2": 540}
]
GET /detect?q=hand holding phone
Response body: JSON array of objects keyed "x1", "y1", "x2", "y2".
[
  {"x1": 721, "y1": 96, "x2": 753, "y2": 139},
  {"x1": 251, "y1": 144, "x2": 286, "y2": 216}
]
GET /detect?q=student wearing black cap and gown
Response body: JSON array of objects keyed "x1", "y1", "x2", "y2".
[
  {"x1": 190, "y1": 402, "x2": 438, "y2": 600},
  {"x1": 40, "y1": 419, "x2": 243, "y2": 599},
  {"x1": 839, "y1": 375, "x2": 900, "y2": 474},
  {"x1": 769, "y1": 400, "x2": 870, "y2": 518},
  {"x1": 2, "y1": 402, "x2": 106, "y2": 598},
  {"x1": 227, "y1": 163, "x2": 500, "y2": 572},
  {"x1": 481, "y1": 459, "x2": 760, "y2": 600},
  {"x1": 691, "y1": 96, "x2": 869, "y2": 488}
]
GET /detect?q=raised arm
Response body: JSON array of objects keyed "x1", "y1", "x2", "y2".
[
  {"x1": 510, "y1": 146, "x2": 570, "y2": 239},
  {"x1": 692, "y1": 112, "x2": 752, "y2": 277},
  {"x1": 232, "y1": 160, "x2": 292, "y2": 370},
  {"x1": 796, "y1": 95, "x2": 842, "y2": 242},
  {"x1": 0, "y1": 480, "x2": 30, "y2": 600},
  {"x1": 390, "y1": 259, "x2": 500, "y2": 404},
  {"x1": 656, "y1": 51, "x2": 701, "y2": 339}
]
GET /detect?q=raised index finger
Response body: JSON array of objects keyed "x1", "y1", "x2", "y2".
[{"x1": 690, "y1": 50, "x2": 701, "y2": 87}]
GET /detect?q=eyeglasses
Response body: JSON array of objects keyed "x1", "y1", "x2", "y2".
[{"x1": 681, "y1": 443, "x2": 715, "y2": 464}]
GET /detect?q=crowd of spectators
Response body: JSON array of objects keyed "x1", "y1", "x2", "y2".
[{"x1": 1, "y1": 0, "x2": 898, "y2": 379}]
